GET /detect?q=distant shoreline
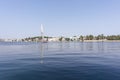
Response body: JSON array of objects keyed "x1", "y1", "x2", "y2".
[
  {"x1": 83, "y1": 40, "x2": 120, "y2": 42},
  {"x1": 1, "y1": 40, "x2": 120, "y2": 42}
]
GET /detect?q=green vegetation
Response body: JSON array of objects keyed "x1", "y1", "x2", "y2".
[
  {"x1": 59, "y1": 37, "x2": 64, "y2": 41},
  {"x1": 65, "y1": 38, "x2": 71, "y2": 41},
  {"x1": 82, "y1": 34, "x2": 120, "y2": 41},
  {"x1": 106, "y1": 35, "x2": 120, "y2": 40},
  {"x1": 21, "y1": 34, "x2": 120, "y2": 42}
]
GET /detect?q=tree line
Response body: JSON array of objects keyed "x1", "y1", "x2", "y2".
[
  {"x1": 80, "y1": 34, "x2": 120, "y2": 40},
  {"x1": 63, "y1": 34, "x2": 120, "y2": 41},
  {"x1": 22, "y1": 34, "x2": 120, "y2": 42}
]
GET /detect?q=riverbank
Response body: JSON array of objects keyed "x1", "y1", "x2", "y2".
[{"x1": 83, "y1": 40, "x2": 120, "y2": 42}]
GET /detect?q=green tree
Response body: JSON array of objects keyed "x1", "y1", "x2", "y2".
[
  {"x1": 65, "y1": 38, "x2": 70, "y2": 41},
  {"x1": 85, "y1": 35, "x2": 94, "y2": 40},
  {"x1": 59, "y1": 37, "x2": 63, "y2": 41},
  {"x1": 80, "y1": 35, "x2": 84, "y2": 41}
]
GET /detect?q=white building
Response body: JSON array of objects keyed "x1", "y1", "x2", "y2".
[{"x1": 48, "y1": 37, "x2": 59, "y2": 42}]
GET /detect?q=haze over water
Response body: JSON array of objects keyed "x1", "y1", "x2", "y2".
[{"x1": 0, "y1": 42, "x2": 120, "y2": 80}]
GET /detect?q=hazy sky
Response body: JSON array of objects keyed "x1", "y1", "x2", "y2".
[{"x1": 0, "y1": 0, "x2": 120, "y2": 38}]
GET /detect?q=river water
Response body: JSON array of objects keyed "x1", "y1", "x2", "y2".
[{"x1": 0, "y1": 42, "x2": 120, "y2": 80}]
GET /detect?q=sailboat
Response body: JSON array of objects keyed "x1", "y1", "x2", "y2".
[{"x1": 41, "y1": 24, "x2": 48, "y2": 43}]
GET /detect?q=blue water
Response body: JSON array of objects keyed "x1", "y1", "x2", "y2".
[{"x1": 0, "y1": 42, "x2": 120, "y2": 80}]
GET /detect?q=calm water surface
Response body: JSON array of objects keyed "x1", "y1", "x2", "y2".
[{"x1": 0, "y1": 42, "x2": 120, "y2": 80}]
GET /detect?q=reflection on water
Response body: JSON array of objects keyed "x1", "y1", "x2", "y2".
[
  {"x1": 0, "y1": 42, "x2": 120, "y2": 80},
  {"x1": 43, "y1": 42, "x2": 109, "y2": 53},
  {"x1": 40, "y1": 43, "x2": 44, "y2": 64}
]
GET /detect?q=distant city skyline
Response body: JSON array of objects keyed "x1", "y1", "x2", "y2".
[{"x1": 0, "y1": 0, "x2": 120, "y2": 39}]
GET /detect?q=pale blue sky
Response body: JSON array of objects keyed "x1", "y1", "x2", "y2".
[{"x1": 0, "y1": 0, "x2": 120, "y2": 38}]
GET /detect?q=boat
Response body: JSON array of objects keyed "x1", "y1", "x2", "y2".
[{"x1": 41, "y1": 24, "x2": 48, "y2": 43}]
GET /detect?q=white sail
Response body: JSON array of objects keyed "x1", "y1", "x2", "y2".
[
  {"x1": 41, "y1": 24, "x2": 44, "y2": 42},
  {"x1": 41, "y1": 24, "x2": 44, "y2": 34},
  {"x1": 40, "y1": 24, "x2": 47, "y2": 43}
]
